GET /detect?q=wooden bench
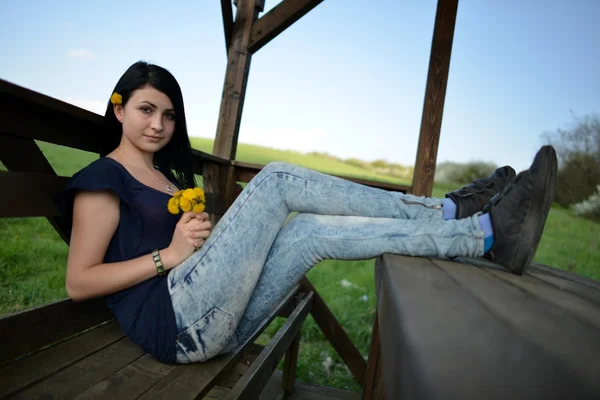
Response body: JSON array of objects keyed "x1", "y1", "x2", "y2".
[
  {"x1": 0, "y1": 78, "x2": 378, "y2": 399},
  {"x1": 374, "y1": 254, "x2": 600, "y2": 399}
]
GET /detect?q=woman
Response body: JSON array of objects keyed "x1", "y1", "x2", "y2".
[{"x1": 56, "y1": 61, "x2": 557, "y2": 365}]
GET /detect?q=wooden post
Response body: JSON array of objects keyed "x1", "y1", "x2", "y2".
[
  {"x1": 213, "y1": 0, "x2": 260, "y2": 160},
  {"x1": 411, "y1": 0, "x2": 459, "y2": 196}
]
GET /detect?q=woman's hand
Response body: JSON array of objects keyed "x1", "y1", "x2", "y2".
[{"x1": 162, "y1": 212, "x2": 212, "y2": 267}]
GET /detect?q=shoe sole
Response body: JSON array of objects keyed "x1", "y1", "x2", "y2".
[{"x1": 512, "y1": 146, "x2": 557, "y2": 274}]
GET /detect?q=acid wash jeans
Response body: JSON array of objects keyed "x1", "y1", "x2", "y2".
[{"x1": 167, "y1": 162, "x2": 484, "y2": 363}]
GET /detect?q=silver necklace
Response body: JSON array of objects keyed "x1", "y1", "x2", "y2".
[{"x1": 119, "y1": 149, "x2": 174, "y2": 194}]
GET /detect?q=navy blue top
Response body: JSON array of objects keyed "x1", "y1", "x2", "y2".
[{"x1": 55, "y1": 156, "x2": 181, "y2": 364}]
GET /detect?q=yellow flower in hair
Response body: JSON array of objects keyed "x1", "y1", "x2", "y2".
[{"x1": 110, "y1": 92, "x2": 123, "y2": 105}]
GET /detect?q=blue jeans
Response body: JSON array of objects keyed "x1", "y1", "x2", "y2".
[{"x1": 167, "y1": 162, "x2": 484, "y2": 363}]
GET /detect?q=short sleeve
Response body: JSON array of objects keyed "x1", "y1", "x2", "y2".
[{"x1": 54, "y1": 158, "x2": 133, "y2": 238}]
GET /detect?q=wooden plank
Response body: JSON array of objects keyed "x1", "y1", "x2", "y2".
[
  {"x1": 376, "y1": 254, "x2": 598, "y2": 399},
  {"x1": 222, "y1": 0, "x2": 235, "y2": 51},
  {"x1": 431, "y1": 257, "x2": 600, "y2": 387},
  {"x1": 136, "y1": 353, "x2": 238, "y2": 400},
  {"x1": 527, "y1": 268, "x2": 600, "y2": 306},
  {"x1": 213, "y1": 0, "x2": 259, "y2": 160},
  {"x1": 530, "y1": 262, "x2": 600, "y2": 291},
  {"x1": 0, "y1": 171, "x2": 69, "y2": 218},
  {"x1": 0, "y1": 297, "x2": 113, "y2": 367},
  {"x1": 248, "y1": 0, "x2": 324, "y2": 53},
  {"x1": 300, "y1": 278, "x2": 366, "y2": 385},
  {"x1": 73, "y1": 353, "x2": 176, "y2": 400},
  {"x1": 232, "y1": 161, "x2": 411, "y2": 193},
  {"x1": 11, "y1": 337, "x2": 145, "y2": 399},
  {"x1": 459, "y1": 257, "x2": 600, "y2": 331},
  {"x1": 0, "y1": 320, "x2": 125, "y2": 399},
  {"x1": 411, "y1": 0, "x2": 458, "y2": 197},
  {"x1": 138, "y1": 285, "x2": 301, "y2": 400},
  {"x1": 226, "y1": 292, "x2": 314, "y2": 399},
  {"x1": 289, "y1": 381, "x2": 361, "y2": 400}
]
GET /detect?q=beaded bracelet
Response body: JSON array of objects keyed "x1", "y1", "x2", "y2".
[{"x1": 152, "y1": 249, "x2": 167, "y2": 276}]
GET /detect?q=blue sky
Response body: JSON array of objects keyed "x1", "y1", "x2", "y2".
[{"x1": 1, "y1": 0, "x2": 598, "y2": 172}]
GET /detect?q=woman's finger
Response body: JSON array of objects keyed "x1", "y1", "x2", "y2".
[{"x1": 189, "y1": 229, "x2": 211, "y2": 239}]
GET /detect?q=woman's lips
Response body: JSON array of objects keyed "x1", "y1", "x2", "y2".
[{"x1": 143, "y1": 135, "x2": 162, "y2": 142}]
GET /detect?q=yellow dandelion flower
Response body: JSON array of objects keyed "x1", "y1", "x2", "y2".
[
  {"x1": 193, "y1": 187, "x2": 204, "y2": 198},
  {"x1": 182, "y1": 188, "x2": 196, "y2": 201},
  {"x1": 167, "y1": 198, "x2": 180, "y2": 215},
  {"x1": 110, "y1": 92, "x2": 122, "y2": 105},
  {"x1": 192, "y1": 203, "x2": 205, "y2": 213},
  {"x1": 179, "y1": 197, "x2": 192, "y2": 212}
]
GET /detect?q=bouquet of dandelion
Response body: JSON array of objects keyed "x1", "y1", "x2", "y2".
[{"x1": 168, "y1": 187, "x2": 206, "y2": 215}]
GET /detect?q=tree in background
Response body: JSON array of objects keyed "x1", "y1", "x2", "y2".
[
  {"x1": 543, "y1": 112, "x2": 600, "y2": 221},
  {"x1": 434, "y1": 161, "x2": 498, "y2": 186}
]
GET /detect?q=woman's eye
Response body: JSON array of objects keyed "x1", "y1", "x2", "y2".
[
  {"x1": 140, "y1": 107, "x2": 152, "y2": 113},
  {"x1": 166, "y1": 113, "x2": 176, "y2": 121}
]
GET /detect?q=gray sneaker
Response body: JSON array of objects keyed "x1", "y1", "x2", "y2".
[{"x1": 482, "y1": 146, "x2": 558, "y2": 275}]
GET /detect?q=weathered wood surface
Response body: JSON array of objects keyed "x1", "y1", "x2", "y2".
[
  {"x1": 411, "y1": 0, "x2": 458, "y2": 197},
  {"x1": 0, "y1": 297, "x2": 113, "y2": 368},
  {"x1": 213, "y1": 0, "x2": 260, "y2": 160},
  {"x1": 375, "y1": 254, "x2": 600, "y2": 399}
]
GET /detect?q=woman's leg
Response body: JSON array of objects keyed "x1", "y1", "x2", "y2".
[
  {"x1": 167, "y1": 162, "x2": 467, "y2": 363},
  {"x1": 220, "y1": 212, "x2": 483, "y2": 353}
]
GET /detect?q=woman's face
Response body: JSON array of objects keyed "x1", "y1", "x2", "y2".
[{"x1": 114, "y1": 85, "x2": 176, "y2": 153}]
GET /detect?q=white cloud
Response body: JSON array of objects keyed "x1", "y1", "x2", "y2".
[
  {"x1": 65, "y1": 97, "x2": 106, "y2": 115},
  {"x1": 67, "y1": 48, "x2": 95, "y2": 60}
]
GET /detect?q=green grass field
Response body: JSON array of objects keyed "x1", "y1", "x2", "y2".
[{"x1": 1, "y1": 139, "x2": 598, "y2": 392}]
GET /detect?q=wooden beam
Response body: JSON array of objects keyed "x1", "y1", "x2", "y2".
[
  {"x1": 0, "y1": 133, "x2": 70, "y2": 243},
  {"x1": 213, "y1": 0, "x2": 259, "y2": 160},
  {"x1": 299, "y1": 277, "x2": 366, "y2": 384},
  {"x1": 411, "y1": 0, "x2": 459, "y2": 197},
  {"x1": 248, "y1": 0, "x2": 324, "y2": 54},
  {"x1": 0, "y1": 171, "x2": 69, "y2": 218},
  {"x1": 221, "y1": 0, "x2": 234, "y2": 51}
]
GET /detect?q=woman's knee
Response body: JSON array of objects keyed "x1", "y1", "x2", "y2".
[{"x1": 259, "y1": 161, "x2": 295, "y2": 176}]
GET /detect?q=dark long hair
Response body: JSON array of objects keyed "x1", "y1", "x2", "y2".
[{"x1": 101, "y1": 61, "x2": 196, "y2": 189}]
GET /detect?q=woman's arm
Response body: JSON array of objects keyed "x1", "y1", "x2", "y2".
[{"x1": 65, "y1": 190, "x2": 210, "y2": 302}]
